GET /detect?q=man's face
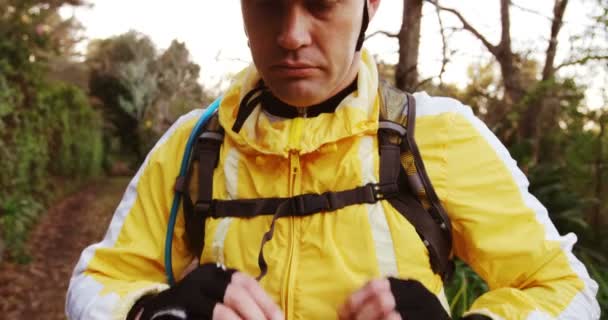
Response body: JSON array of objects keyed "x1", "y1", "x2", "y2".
[{"x1": 241, "y1": 0, "x2": 368, "y2": 107}]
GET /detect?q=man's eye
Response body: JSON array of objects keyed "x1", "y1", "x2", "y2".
[{"x1": 251, "y1": 0, "x2": 278, "y2": 7}]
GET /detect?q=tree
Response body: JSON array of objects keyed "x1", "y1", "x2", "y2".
[
  {"x1": 426, "y1": 0, "x2": 608, "y2": 164},
  {"x1": 153, "y1": 40, "x2": 208, "y2": 133},
  {"x1": 86, "y1": 32, "x2": 208, "y2": 164},
  {"x1": 0, "y1": 0, "x2": 103, "y2": 264},
  {"x1": 0, "y1": 0, "x2": 87, "y2": 107},
  {"x1": 87, "y1": 31, "x2": 158, "y2": 161},
  {"x1": 425, "y1": 0, "x2": 528, "y2": 132}
]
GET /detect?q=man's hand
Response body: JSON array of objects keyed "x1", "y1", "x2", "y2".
[
  {"x1": 133, "y1": 264, "x2": 284, "y2": 320},
  {"x1": 339, "y1": 278, "x2": 452, "y2": 320},
  {"x1": 338, "y1": 279, "x2": 402, "y2": 320},
  {"x1": 214, "y1": 272, "x2": 284, "y2": 320}
]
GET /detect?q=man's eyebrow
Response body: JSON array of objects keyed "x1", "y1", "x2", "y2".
[{"x1": 307, "y1": 0, "x2": 341, "y2": 4}]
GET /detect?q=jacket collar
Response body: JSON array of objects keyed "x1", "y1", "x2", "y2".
[
  {"x1": 218, "y1": 49, "x2": 380, "y2": 158},
  {"x1": 260, "y1": 77, "x2": 358, "y2": 119}
]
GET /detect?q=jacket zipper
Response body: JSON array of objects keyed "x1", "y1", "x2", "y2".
[{"x1": 282, "y1": 108, "x2": 306, "y2": 319}]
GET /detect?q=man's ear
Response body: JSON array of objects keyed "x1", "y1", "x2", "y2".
[{"x1": 368, "y1": 0, "x2": 381, "y2": 21}]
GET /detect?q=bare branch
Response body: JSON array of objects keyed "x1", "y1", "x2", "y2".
[
  {"x1": 511, "y1": 1, "x2": 554, "y2": 22},
  {"x1": 555, "y1": 55, "x2": 608, "y2": 70},
  {"x1": 425, "y1": 0, "x2": 499, "y2": 55},
  {"x1": 434, "y1": 3, "x2": 450, "y2": 86},
  {"x1": 365, "y1": 30, "x2": 398, "y2": 40},
  {"x1": 414, "y1": 76, "x2": 435, "y2": 91},
  {"x1": 214, "y1": 49, "x2": 250, "y2": 64}
]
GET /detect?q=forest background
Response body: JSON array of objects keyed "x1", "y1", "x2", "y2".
[{"x1": 0, "y1": 0, "x2": 606, "y2": 318}]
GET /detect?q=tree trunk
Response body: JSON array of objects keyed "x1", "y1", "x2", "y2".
[
  {"x1": 396, "y1": 0, "x2": 423, "y2": 92},
  {"x1": 542, "y1": 0, "x2": 569, "y2": 81},
  {"x1": 483, "y1": 0, "x2": 525, "y2": 132},
  {"x1": 518, "y1": 0, "x2": 569, "y2": 164}
]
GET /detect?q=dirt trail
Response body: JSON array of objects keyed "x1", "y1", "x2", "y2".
[{"x1": 0, "y1": 178, "x2": 130, "y2": 320}]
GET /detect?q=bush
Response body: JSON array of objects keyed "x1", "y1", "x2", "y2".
[
  {"x1": 41, "y1": 83, "x2": 104, "y2": 177},
  {"x1": 0, "y1": 80, "x2": 103, "y2": 262},
  {"x1": 0, "y1": 197, "x2": 43, "y2": 264}
]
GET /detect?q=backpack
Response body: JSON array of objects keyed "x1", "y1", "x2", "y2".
[{"x1": 166, "y1": 82, "x2": 453, "y2": 285}]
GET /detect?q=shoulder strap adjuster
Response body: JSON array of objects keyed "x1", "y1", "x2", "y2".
[
  {"x1": 378, "y1": 120, "x2": 407, "y2": 137},
  {"x1": 371, "y1": 184, "x2": 384, "y2": 200},
  {"x1": 194, "y1": 200, "x2": 212, "y2": 215},
  {"x1": 363, "y1": 183, "x2": 399, "y2": 202},
  {"x1": 199, "y1": 131, "x2": 224, "y2": 142}
]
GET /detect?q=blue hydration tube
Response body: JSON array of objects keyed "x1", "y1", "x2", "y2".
[{"x1": 164, "y1": 97, "x2": 222, "y2": 285}]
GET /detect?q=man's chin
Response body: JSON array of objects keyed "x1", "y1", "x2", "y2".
[{"x1": 266, "y1": 80, "x2": 327, "y2": 107}]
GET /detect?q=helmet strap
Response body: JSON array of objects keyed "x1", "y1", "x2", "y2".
[{"x1": 355, "y1": 0, "x2": 370, "y2": 51}]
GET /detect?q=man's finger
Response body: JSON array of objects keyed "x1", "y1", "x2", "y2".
[
  {"x1": 344, "y1": 280, "x2": 391, "y2": 315},
  {"x1": 213, "y1": 303, "x2": 242, "y2": 320},
  {"x1": 232, "y1": 273, "x2": 284, "y2": 320},
  {"x1": 354, "y1": 290, "x2": 396, "y2": 320},
  {"x1": 383, "y1": 311, "x2": 402, "y2": 320},
  {"x1": 224, "y1": 281, "x2": 267, "y2": 320}
]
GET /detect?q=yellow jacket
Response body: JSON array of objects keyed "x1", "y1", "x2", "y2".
[{"x1": 66, "y1": 51, "x2": 599, "y2": 320}]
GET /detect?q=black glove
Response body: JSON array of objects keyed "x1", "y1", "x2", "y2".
[
  {"x1": 388, "y1": 277, "x2": 451, "y2": 320},
  {"x1": 127, "y1": 264, "x2": 236, "y2": 320},
  {"x1": 388, "y1": 277, "x2": 492, "y2": 320}
]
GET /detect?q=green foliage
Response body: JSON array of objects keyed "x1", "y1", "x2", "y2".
[
  {"x1": 0, "y1": 74, "x2": 19, "y2": 121},
  {"x1": 0, "y1": 197, "x2": 44, "y2": 264},
  {"x1": 12, "y1": 105, "x2": 51, "y2": 194},
  {"x1": 40, "y1": 83, "x2": 104, "y2": 177},
  {"x1": 0, "y1": 81, "x2": 103, "y2": 261},
  {"x1": 582, "y1": 251, "x2": 608, "y2": 316},
  {"x1": 446, "y1": 260, "x2": 488, "y2": 319},
  {"x1": 0, "y1": 2, "x2": 128, "y2": 261},
  {"x1": 0, "y1": 0, "x2": 86, "y2": 85},
  {"x1": 529, "y1": 164, "x2": 590, "y2": 232}
]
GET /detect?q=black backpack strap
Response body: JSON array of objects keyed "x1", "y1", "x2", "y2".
[
  {"x1": 377, "y1": 125, "x2": 451, "y2": 279},
  {"x1": 179, "y1": 114, "x2": 223, "y2": 257},
  {"x1": 403, "y1": 94, "x2": 453, "y2": 244},
  {"x1": 209, "y1": 183, "x2": 386, "y2": 218},
  {"x1": 378, "y1": 82, "x2": 454, "y2": 281}
]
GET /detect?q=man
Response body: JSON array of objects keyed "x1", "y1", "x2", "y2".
[{"x1": 66, "y1": 1, "x2": 600, "y2": 319}]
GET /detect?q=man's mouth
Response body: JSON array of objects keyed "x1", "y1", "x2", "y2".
[{"x1": 271, "y1": 61, "x2": 318, "y2": 78}]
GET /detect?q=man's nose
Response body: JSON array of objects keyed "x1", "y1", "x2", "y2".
[{"x1": 277, "y1": 6, "x2": 312, "y2": 51}]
